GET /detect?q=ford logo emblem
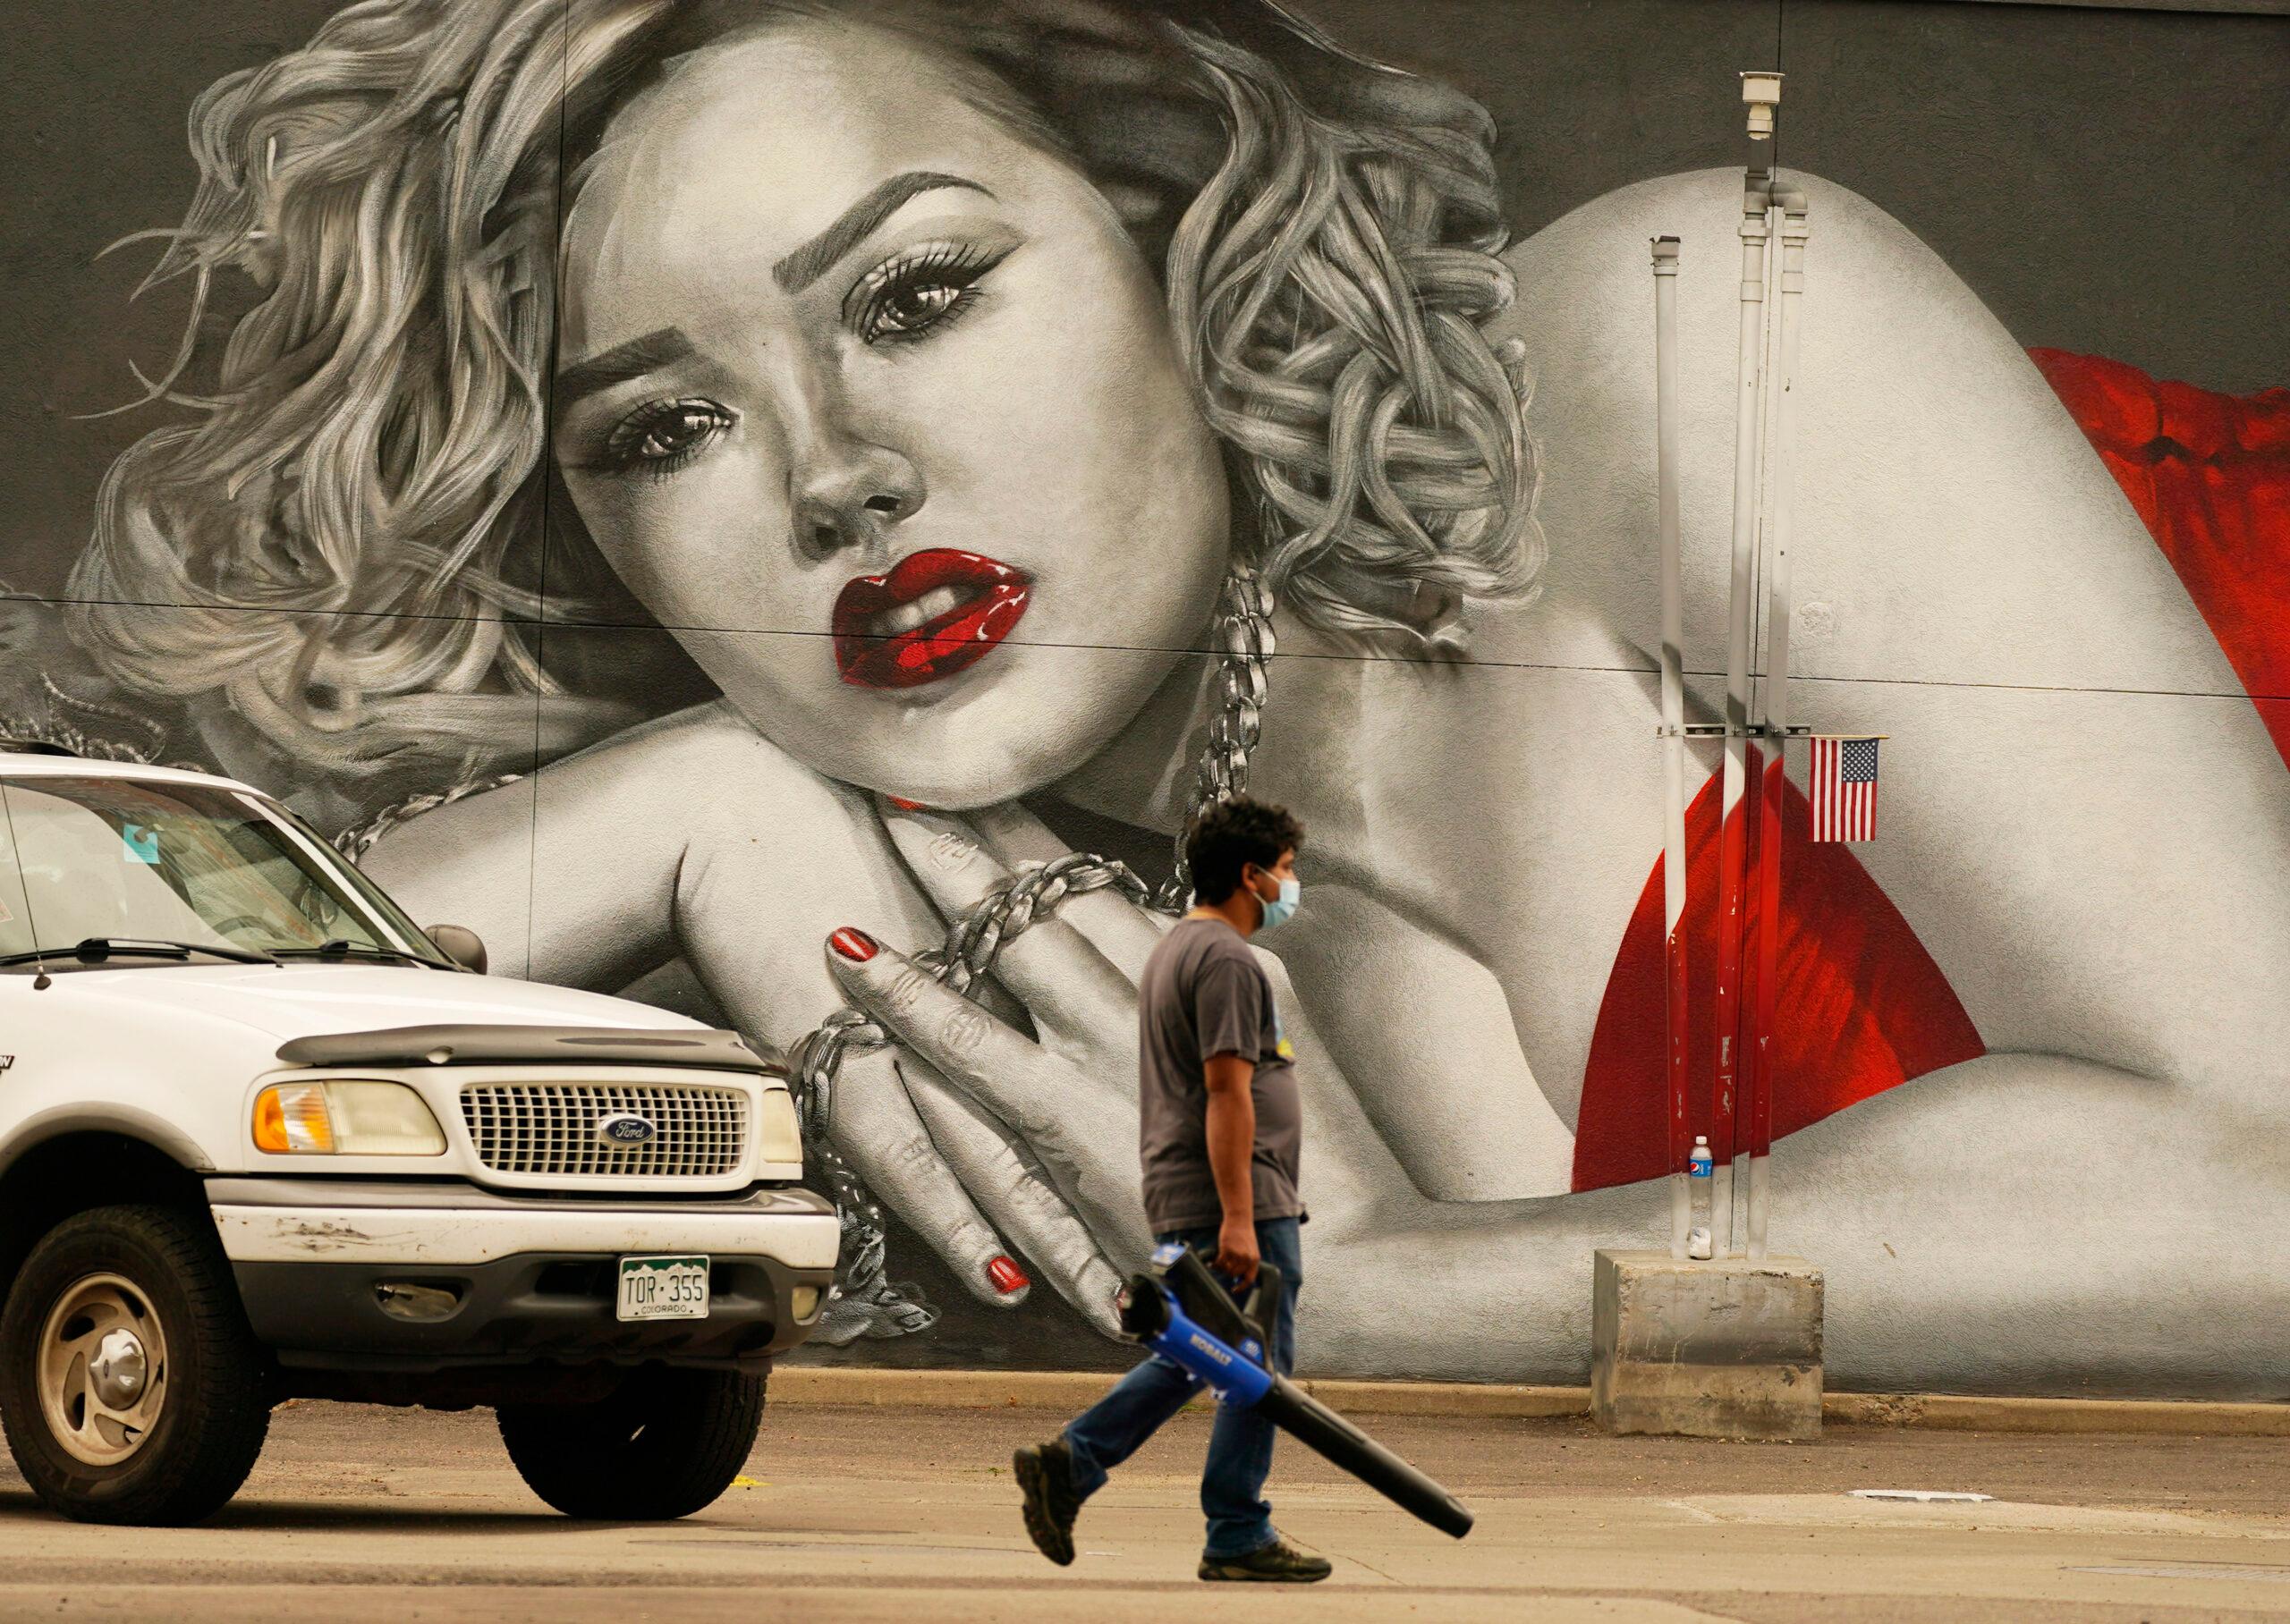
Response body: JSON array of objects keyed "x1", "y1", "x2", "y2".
[{"x1": 596, "y1": 1112, "x2": 657, "y2": 1146}]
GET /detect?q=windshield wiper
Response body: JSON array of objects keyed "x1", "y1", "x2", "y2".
[
  {"x1": 0, "y1": 936, "x2": 280, "y2": 967},
  {"x1": 272, "y1": 939, "x2": 458, "y2": 971}
]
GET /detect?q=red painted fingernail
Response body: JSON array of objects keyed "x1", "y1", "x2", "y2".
[
  {"x1": 987, "y1": 1256, "x2": 1030, "y2": 1295},
  {"x1": 828, "y1": 927, "x2": 878, "y2": 962},
  {"x1": 886, "y1": 796, "x2": 932, "y2": 812}
]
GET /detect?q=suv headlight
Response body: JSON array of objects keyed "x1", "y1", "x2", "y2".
[
  {"x1": 757, "y1": 1087, "x2": 802, "y2": 1165},
  {"x1": 254, "y1": 1081, "x2": 445, "y2": 1156}
]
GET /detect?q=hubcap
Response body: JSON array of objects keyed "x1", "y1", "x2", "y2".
[
  {"x1": 89, "y1": 1328, "x2": 148, "y2": 1408},
  {"x1": 37, "y1": 1273, "x2": 169, "y2": 1467}
]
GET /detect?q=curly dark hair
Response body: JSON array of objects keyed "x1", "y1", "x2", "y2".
[{"x1": 1185, "y1": 794, "x2": 1304, "y2": 904}]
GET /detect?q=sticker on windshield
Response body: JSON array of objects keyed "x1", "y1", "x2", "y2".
[{"x1": 120, "y1": 824, "x2": 160, "y2": 865}]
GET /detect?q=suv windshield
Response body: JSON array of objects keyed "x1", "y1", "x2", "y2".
[{"x1": 0, "y1": 774, "x2": 438, "y2": 964}]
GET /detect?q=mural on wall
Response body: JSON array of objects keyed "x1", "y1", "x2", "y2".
[{"x1": 6, "y1": 0, "x2": 2287, "y2": 1393}]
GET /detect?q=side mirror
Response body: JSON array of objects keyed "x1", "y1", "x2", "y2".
[{"x1": 428, "y1": 925, "x2": 488, "y2": 976}]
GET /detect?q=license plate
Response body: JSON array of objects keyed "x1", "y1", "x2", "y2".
[{"x1": 616, "y1": 1255, "x2": 710, "y2": 1322}]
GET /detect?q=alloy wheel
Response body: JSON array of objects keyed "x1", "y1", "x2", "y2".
[{"x1": 37, "y1": 1273, "x2": 169, "y2": 1467}]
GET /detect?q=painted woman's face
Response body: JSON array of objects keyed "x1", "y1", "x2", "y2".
[{"x1": 555, "y1": 18, "x2": 1230, "y2": 807}]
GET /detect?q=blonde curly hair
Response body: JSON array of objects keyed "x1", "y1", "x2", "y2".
[{"x1": 71, "y1": 0, "x2": 1541, "y2": 792}]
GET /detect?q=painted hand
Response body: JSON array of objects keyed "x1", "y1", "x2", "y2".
[{"x1": 825, "y1": 800, "x2": 1181, "y2": 1333}]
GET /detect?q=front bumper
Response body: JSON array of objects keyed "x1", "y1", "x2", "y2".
[{"x1": 208, "y1": 1177, "x2": 838, "y2": 1373}]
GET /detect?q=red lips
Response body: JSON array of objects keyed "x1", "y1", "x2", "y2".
[{"x1": 832, "y1": 548, "x2": 1031, "y2": 689}]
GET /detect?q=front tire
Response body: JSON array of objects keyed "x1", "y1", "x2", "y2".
[
  {"x1": 0, "y1": 1205, "x2": 272, "y2": 1525},
  {"x1": 498, "y1": 1366, "x2": 764, "y2": 1519}
]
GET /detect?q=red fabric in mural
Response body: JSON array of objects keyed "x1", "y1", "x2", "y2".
[
  {"x1": 1572, "y1": 776, "x2": 1982, "y2": 1191},
  {"x1": 1572, "y1": 352, "x2": 2290, "y2": 1192},
  {"x1": 2030, "y1": 349, "x2": 2290, "y2": 767}
]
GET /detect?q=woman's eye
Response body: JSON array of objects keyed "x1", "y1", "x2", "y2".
[
  {"x1": 849, "y1": 242, "x2": 1005, "y2": 346},
  {"x1": 599, "y1": 400, "x2": 732, "y2": 478},
  {"x1": 874, "y1": 280, "x2": 966, "y2": 336}
]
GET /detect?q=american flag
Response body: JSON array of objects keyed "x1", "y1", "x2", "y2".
[{"x1": 1811, "y1": 736, "x2": 1880, "y2": 842}]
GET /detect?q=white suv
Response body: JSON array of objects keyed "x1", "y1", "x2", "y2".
[{"x1": 0, "y1": 748, "x2": 837, "y2": 1525}]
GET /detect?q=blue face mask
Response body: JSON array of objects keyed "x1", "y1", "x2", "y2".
[{"x1": 1256, "y1": 873, "x2": 1301, "y2": 931}]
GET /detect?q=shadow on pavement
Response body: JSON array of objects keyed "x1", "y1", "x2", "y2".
[{"x1": 0, "y1": 1488, "x2": 576, "y2": 1537}]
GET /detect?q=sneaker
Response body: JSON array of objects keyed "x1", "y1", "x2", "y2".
[
  {"x1": 1198, "y1": 1534, "x2": 1333, "y2": 1583},
  {"x1": 1013, "y1": 1438, "x2": 1081, "y2": 1566}
]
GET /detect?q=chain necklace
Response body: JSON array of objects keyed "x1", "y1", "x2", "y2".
[
  {"x1": 332, "y1": 566, "x2": 1277, "y2": 1345},
  {"x1": 799, "y1": 564, "x2": 1276, "y2": 1342},
  {"x1": 0, "y1": 676, "x2": 173, "y2": 765}
]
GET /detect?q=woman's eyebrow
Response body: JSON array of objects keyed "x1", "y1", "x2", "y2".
[
  {"x1": 772, "y1": 171, "x2": 994, "y2": 293},
  {"x1": 556, "y1": 326, "x2": 695, "y2": 409}
]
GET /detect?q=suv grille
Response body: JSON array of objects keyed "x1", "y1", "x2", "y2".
[{"x1": 459, "y1": 1083, "x2": 750, "y2": 1178}]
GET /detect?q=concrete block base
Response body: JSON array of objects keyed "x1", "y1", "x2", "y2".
[{"x1": 1592, "y1": 1249, "x2": 1824, "y2": 1442}]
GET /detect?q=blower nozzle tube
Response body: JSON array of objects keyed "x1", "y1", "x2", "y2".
[{"x1": 1115, "y1": 1247, "x2": 1474, "y2": 1540}]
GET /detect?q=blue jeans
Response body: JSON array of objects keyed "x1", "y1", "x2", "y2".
[{"x1": 1061, "y1": 1216, "x2": 1302, "y2": 1560}]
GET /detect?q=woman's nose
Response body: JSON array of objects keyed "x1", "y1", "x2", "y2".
[{"x1": 791, "y1": 435, "x2": 925, "y2": 562}]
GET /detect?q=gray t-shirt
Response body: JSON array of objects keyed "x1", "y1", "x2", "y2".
[{"x1": 1136, "y1": 916, "x2": 1304, "y2": 1232}]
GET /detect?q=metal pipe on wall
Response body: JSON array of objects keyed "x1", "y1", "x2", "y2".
[
  {"x1": 1733, "y1": 209, "x2": 1781, "y2": 1259},
  {"x1": 1650, "y1": 235, "x2": 1691, "y2": 1262},
  {"x1": 1732, "y1": 722, "x2": 1766, "y2": 1256},
  {"x1": 1745, "y1": 184, "x2": 1811, "y2": 1260},
  {"x1": 1733, "y1": 178, "x2": 1786, "y2": 1258},
  {"x1": 1709, "y1": 165, "x2": 1771, "y2": 1259}
]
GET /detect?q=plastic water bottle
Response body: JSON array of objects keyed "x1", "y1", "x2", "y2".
[{"x1": 1687, "y1": 1135, "x2": 1714, "y2": 1258}]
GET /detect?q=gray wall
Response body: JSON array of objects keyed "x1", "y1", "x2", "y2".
[{"x1": 1317, "y1": 0, "x2": 2290, "y2": 391}]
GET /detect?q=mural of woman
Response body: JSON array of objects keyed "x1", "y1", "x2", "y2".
[{"x1": 65, "y1": 0, "x2": 2290, "y2": 1390}]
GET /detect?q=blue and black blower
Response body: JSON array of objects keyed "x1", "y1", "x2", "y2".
[{"x1": 1115, "y1": 1242, "x2": 1475, "y2": 1539}]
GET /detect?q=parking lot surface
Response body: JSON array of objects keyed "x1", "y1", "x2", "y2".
[{"x1": 0, "y1": 1398, "x2": 2286, "y2": 1621}]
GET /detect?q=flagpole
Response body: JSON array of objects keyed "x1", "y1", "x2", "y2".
[
  {"x1": 1710, "y1": 74, "x2": 1781, "y2": 1257},
  {"x1": 1651, "y1": 235, "x2": 1692, "y2": 1262},
  {"x1": 1745, "y1": 182, "x2": 1808, "y2": 1261},
  {"x1": 1731, "y1": 193, "x2": 1785, "y2": 1255}
]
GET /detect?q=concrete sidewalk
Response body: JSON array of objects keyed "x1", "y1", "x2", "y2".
[
  {"x1": 4, "y1": 1398, "x2": 2286, "y2": 1621},
  {"x1": 773, "y1": 1365, "x2": 2290, "y2": 1434}
]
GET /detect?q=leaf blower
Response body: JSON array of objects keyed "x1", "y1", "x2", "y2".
[{"x1": 1114, "y1": 1241, "x2": 1474, "y2": 1539}]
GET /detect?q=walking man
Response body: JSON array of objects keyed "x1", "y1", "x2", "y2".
[{"x1": 1014, "y1": 795, "x2": 1330, "y2": 1583}]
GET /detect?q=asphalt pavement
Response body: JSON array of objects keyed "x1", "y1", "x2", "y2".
[{"x1": 1, "y1": 1397, "x2": 2286, "y2": 1621}]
